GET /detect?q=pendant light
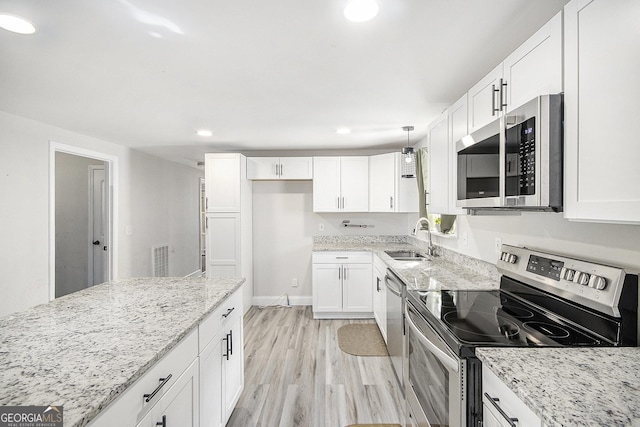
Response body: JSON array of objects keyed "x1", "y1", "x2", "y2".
[{"x1": 401, "y1": 126, "x2": 416, "y2": 178}]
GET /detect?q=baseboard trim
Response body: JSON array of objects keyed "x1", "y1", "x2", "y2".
[
  {"x1": 185, "y1": 269, "x2": 203, "y2": 278},
  {"x1": 252, "y1": 296, "x2": 312, "y2": 307}
]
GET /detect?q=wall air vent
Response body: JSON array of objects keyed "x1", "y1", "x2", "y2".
[{"x1": 152, "y1": 244, "x2": 169, "y2": 277}]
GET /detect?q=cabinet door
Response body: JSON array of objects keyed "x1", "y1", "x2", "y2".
[
  {"x1": 206, "y1": 214, "x2": 241, "y2": 277},
  {"x1": 369, "y1": 153, "x2": 396, "y2": 212},
  {"x1": 372, "y1": 265, "x2": 387, "y2": 342},
  {"x1": 564, "y1": 0, "x2": 640, "y2": 223},
  {"x1": 246, "y1": 157, "x2": 279, "y2": 180},
  {"x1": 503, "y1": 12, "x2": 562, "y2": 110},
  {"x1": 448, "y1": 94, "x2": 468, "y2": 215},
  {"x1": 468, "y1": 63, "x2": 503, "y2": 132},
  {"x1": 138, "y1": 359, "x2": 200, "y2": 427},
  {"x1": 199, "y1": 335, "x2": 223, "y2": 427},
  {"x1": 313, "y1": 157, "x2": 341, "y2": 212},
  {"x1": 312, "y1": 263, "x2": 343, "y2": 312},
  {"x1": 340, "y1": 156, "x2": 369, "y2": 212},
  {"x1": 342, "y1": 263, "x2": 373, "y2": 312},
  {"x1": 222, "y1": 315, "x2": 244, "y2": 424},
  {"x1": 279, "y1": 157, "x2": 313, "y2": 180},
  {"x1": 205, "y1": 153, "x2": 241, "y2": 212},
  {"x1": 427, "y1": 111, "x2": 450, "y2": 214}
]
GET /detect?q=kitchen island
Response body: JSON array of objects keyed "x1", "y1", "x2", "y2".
[
  {"x1": 0, "y1": 276, "x2": 244, "y2": 427},
  {"x1": 477, "y1": 347, "x2": 640, "y2": 426}
]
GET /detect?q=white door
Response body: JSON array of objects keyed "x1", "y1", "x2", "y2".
[
  {"x1": 312, "y1": 157, "x2": 341, "y2": 212},
  {"x1": 340, "y1": 157, "x2": 369, "y2": 212},
  {"x1": 468, "y1": 63, "x2": 503, "y2": 132},
  {"x1": 427, "y1": 111, "x2": 450, "y2": 214},
  {"x1": 369, "y1": 153, "x2": 396, "y2": 212},
  {"x1": 342, "y1": 263, "x2": 373, "y2": 312},
  {"x1": 90, "y1": 166, "x2": 106, "y2": 286}
]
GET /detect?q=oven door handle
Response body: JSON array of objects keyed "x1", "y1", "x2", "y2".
[
  {"x1": 405, "y1": 306, "x2": 459, "y2": 373},
  {"x1": 385, "y1": 275, "x2": 402, "y2": 297}
]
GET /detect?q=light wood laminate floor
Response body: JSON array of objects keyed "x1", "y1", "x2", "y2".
[{"x1": 227, "y1": 306, "x2": 404, "y2": 427}]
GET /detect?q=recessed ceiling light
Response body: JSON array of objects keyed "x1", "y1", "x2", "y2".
[
  {"x1": 197, "y1": 129, "x2": 213, "y2": 137},
  {"x1": 336, "y1": 127, "x2": 351, "y2": 135},
  {"x1": 0, "y1": 14, "x2": 36, "y2": 34},
  {"x1": 344, "y1": 0, "x2": 379, "y2": 23}
]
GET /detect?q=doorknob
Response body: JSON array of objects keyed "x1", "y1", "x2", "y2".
[{"x1": 93, "y1": 240, "x2": 101, "y2": 245}]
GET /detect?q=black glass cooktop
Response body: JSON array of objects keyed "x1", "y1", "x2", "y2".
[{"x1": 407, "y1": 287, "x2": 603, "y2": 350}]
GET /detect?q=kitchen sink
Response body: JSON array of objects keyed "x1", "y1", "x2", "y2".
[{"x1": 385, "y1": 250, "x2": 429, "y2": 261}]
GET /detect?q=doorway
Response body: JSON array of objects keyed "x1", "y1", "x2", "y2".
[{"x1": 50, "y1": 142, "x2": 118, "y2": 300}]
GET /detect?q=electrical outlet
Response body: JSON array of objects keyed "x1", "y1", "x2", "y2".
[
  {"x1": 319, "y1": 223, "x2": 325, "y2": 232},
  {"x1": 292, "y1": 278, "x2": 298, "y2": 287},
  {"x1": 462, "y1": 232, "x2": 468, "y2": 246},
  {"x1": 494, "y1": 237, "x2": 502, "y2": 254}
]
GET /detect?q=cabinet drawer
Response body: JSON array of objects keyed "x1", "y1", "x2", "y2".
[
  {"x1": 89, "y1": 329, "x2": 198, "y2": 427},
  {"x1": 312, "y1": 251, "x2": 372, "y2": 264},
  {"x1": 482, "y1": 367, "x2": 541, "y2": 427},
  {"x1": 199, "y1": 288, "x2": 243, "y2": 353}
]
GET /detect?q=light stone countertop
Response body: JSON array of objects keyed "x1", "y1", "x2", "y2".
[
  {"x1": 476, "y1": 347, "x2": 640, "y2": 427},
  {"x1": 313, "y1": 237, "x2": 499, "y2": 291},
  {"x1": 0, "y1": 276, "x2": 244, "y2": 427}
]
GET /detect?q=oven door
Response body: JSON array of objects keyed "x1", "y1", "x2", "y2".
[
  {"x1": 405, "y1": 300, "x2": 465, "y2": 427},
  {"x1": 456, "y1": 116, "x2": 504, "y2": 209}
]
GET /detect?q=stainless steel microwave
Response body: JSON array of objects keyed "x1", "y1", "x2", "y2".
[{"x1": 456, "y1": 94, "x2": 563, "y2": 212}]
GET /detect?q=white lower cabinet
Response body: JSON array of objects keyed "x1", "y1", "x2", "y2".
[
  {"x1": 372, "y1": 255, "x2": 387, "y2": 343},
  {"x1": 199, "y1": 287, "x2": 244, "y2": 427},
  {"x1": 312, "y1": 251, "x2": 373, "y2": 319},
  {"x1": 88, "y1": 288, "x2": 244, "y2": 427},
  {"x1": 136, "y1": 359, "x2": 199, "y2": 427},
  {"x1": 482, "y1": 367, "x2": 541, "y2": 427},
  {"x1": 88, "y1": 330, "x2": 199, "y2": 427}
]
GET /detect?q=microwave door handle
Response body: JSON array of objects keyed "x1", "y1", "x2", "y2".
[{"x1": 405, "y1": 306, "x2": 459, "y2": 373}]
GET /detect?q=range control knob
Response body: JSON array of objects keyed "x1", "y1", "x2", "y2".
[
  {"x1": 575, "y1": 272, "x2": 591, "y2": 286},
  {"x1": 507, "y1": 254, "x2": 518, "y2": 264},
  {"x1": 500, "y1": 252, "x2": 508, "y2": 261},
  {"x1": 590, "y1": 276, "x2": 607, "y2": 290},
  {"x1": 561, "y1": 268, "x2": 576, "y2": 281}
]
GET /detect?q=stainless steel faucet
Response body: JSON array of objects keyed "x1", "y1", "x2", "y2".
[{"x1": 412, "y1": 217, "x2": 435, "y2": 256}]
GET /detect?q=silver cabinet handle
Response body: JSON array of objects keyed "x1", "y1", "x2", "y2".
[
  {"x1": 390, "y1": 196, "x2": 393, "y2": 209},
  {"x1": 484, "y1": 393, "x2": 519, "y2": 427},
  {"x1": 337, "y1": 197, "x2": 340, "y2": 210},
  {"x1": 376, "y1": 277, "x2": 381, "y2": 292},
  {"x1": 280, "y1": 164, "x2": 283, "y2": 177},
  {"x1": 343, "y1": 266, "x2": 347, "y2": 280},
  {"x1": 338, "y1": 266, "x2": 341, "y2": 280}
]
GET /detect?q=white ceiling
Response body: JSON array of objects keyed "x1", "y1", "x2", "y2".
[{"x1": 0, "y1": 0, "x2": 568, "y2": 166}]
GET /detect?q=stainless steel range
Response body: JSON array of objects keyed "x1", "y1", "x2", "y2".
[{"x1": 404, "y1": 245, "x2": 638, "y2": 427}]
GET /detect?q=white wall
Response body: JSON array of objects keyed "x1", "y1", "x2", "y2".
[
  {"x1": 0, "y1": 111, "x2": 203, "y2": 316},
  {"x1": 252, "y1": 180, "x2": 411, "y2": 304},
  {"x1": 55, "y1": 152, "x2": 104, "y2": 297}
]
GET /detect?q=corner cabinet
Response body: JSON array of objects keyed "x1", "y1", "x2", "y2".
[
  {"x1": 312, "y1": 251, "x2": 373, "y2": 319},
  {"x1": 369, "y1": 153, "x2": 418, "y2": 213},
  {"x1": 563, "y1": 0, "x2": 640, "y2": 223},
  {"x1": 468, "y1": 11, "x2": 562, "y2": 132},
  {"x1": 246, "y1": 157, "x2": 312, "y2": 180},
  {"x1": 312, "y1": 157, "x2": 369, "y2": 212}
]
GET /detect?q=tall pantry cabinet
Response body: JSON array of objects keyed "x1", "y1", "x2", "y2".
[{"x1": 204, "y1": 153, "x2": 253, "y2": 310}]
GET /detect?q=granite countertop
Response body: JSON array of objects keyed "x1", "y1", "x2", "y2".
[
  {"x1": 477, "y1": 347, "x2": 640, "y2": 426},
  {"x1": 0, "y1": 276, "x2": 244, "y2": 427},
  {"x1": 313, "y1": 239, "x2": 499, "y2": 291}
]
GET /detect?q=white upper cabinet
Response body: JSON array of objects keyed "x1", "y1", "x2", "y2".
[
  {"x1": 427, "y1": 111, "x2": 451, "y2": 214},
  {"x1": 313, "y1": 157, "x2": 369, "y2": 212},
  {"x1": 448, "y1": 94, "x2": 468, "y2": 215},
  {"x1": 205, "y1": 153, "x2": 241, "y2": 212},
  {"x1": 369, "y1": 153, "x2": 418, "y2": 213},
  {"x1": 468, "y1": 11, "x2": 563, "y2": 133},
  {"x1": 468, "y1": 63, "x2": 504, "y2": 133},
  {"x1": 503, "y1": 12, "x2": 563, "y2": 111},
  {"x1": 246, "y1": 157, "x2": 312, "y2": 180},
  {"x1": 564, "y1": 0, "x2": 640, "y2": 223}
]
